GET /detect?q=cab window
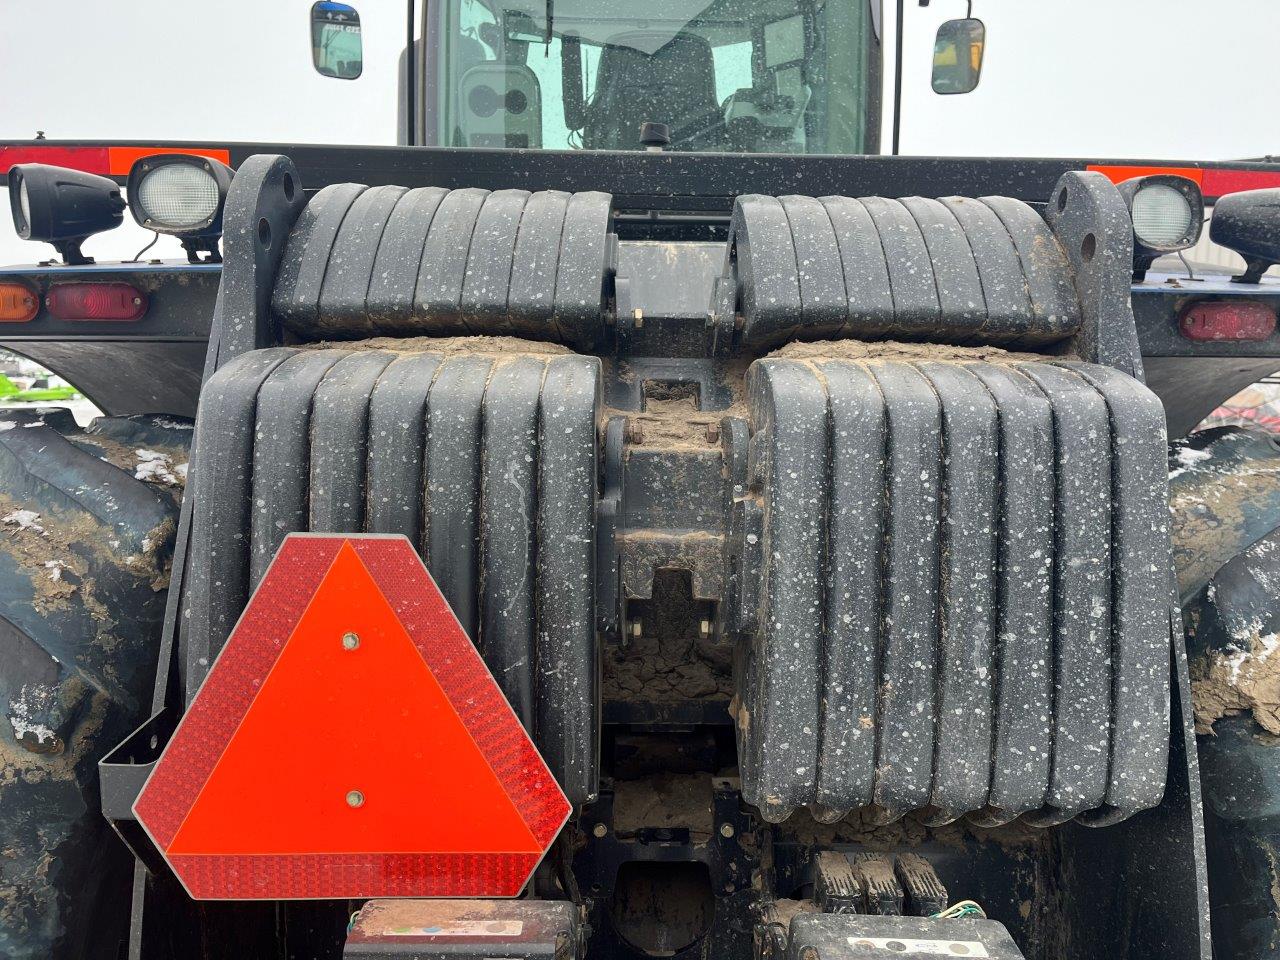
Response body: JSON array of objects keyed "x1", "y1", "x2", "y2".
[{"x1": 431, "y1": 0, "x2": 880, "y2": 155}]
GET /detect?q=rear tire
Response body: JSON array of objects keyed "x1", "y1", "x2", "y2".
[{"x1": 0, "y1": 408, "x2": 191, "y2": 960}]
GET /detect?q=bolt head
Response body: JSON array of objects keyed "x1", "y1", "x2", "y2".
[
  {"x1": 592, "y1": 822, "x2": 607, "y2": 838},
  {"x1": 719, "y1": 823, "x2": 735, "y2": 838},
  {"x1": 346, "y1": 789, "x2": 365, "y2": 808},
  {"x1": 342, "y1": 631, "x2": 360, "y2": 651}
]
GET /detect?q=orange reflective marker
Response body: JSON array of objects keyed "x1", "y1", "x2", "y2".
[{"x1": 134, "y1": 533, "x2": 570, "y2": 900}]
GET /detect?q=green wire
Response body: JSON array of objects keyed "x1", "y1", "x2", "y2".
[{"x1": 931, "y1": 900, "x2": 988, "y2": 920}]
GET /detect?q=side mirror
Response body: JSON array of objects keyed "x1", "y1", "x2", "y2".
[
  {"x1": 311, "y1": 1, "x2": 362, "y2": 80},
  {"x1": 932, "y1": 18, "x2": 985, "y2": 95},
  {"x1": 1210, "y1": 189, "x2": 1280, "y2": 284}
]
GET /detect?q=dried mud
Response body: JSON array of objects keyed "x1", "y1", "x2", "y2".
[
  {"x1": 0, "y1": 494, "x2": 173, "y2": 621},
  {"x1": 1192, "y1": 628, "x2": 1280, "y2": 735},
  {"x1": 605, "y1": 631, "x2": 732, "y2": 702},
  {"x1": 612, "y1": 772, "x2": 716, "y2": 841},
  {"x1": 610, "y1": 395, "x2": 747, "y2": 450},
  {"x1": 353, "y1": 898, "x2": 503, "y2": 929},
  {"x1": 302, "y1": 335, "x2": 570, "y2": 356},
  {"x1": 768, "y1": 338, "x2": 1058, "y2": 365},
  {"x1": 1170, "y1": 450, "x2": 1280, "y2": 597},
  {"x1": 73, "y1": 434, "x2": 189, "y2": 490},
  {"x1": 778, "y1": 807, "x2": 1048, "y2": 858},
  {"x1": 0, "y1": 686, "x2": 119, "y2": 951}
]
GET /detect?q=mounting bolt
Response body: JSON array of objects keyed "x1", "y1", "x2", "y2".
[
  {"x1": 592, "y1": 822, "x2": 608, "y2": 838},
  {"x1": 629, "y1": 620, "x2": 642, "y2": 639},
  {"x1": 346, "y1": 790, "x2": 365, "y2": 808},
  {"x1": 720, "y1": 823, "x2": 735, "y2": 838},
  {"x1": 625, "y1": 419, "x2": 644, "y2": 444},
  {"x1": 700, "y1": 619, "x2": 712, "y2": 639},
  {"x1": 633, "y1": 308, "x2": 644, "y2": 329},
  {"x1": 705, "y1": 422, "x2": 721, "y2": 444},
  {"x1": 342, "y1": 631, "x2": 360, "y2": 651}
]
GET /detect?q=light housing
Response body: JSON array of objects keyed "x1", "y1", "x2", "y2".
[
  {"x1": 1116, "y1": 175, "x2": 1204, "y2": 279},
  {"x1": 126, "y1": 153, "x2": 233, "y2": 263},
  {"x1": 8, "y1": 163, "x2": 126, "y2": 265},
  {"x1": 1210, "y1": 188, "x2": 1280, "y2": 284},
  {"x1": 46, "y1": 282, "x2": 148, "y2": 321},
  {"x1": 1179, "y1": 300, "x2": 1277, "y2": 342},
  {"x1": 0, "y1": 283, "x2": 39, "y2": 323}
]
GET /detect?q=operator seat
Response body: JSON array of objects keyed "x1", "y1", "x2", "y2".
[{"x1": 582, "y1": 31, "x2": 726, "y2": 151}]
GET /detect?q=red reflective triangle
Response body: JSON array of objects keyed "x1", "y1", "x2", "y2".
[{"x1": 134, "y1": 534, "x2": 571, "y2": 900}]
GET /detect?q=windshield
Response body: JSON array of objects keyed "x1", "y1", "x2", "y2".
[{"x1": 426, "y1": 0, "x2": 880, "y2": 154}]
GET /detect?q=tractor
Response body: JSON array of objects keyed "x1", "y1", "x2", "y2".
[{"x1": 2, "y1": 2, "x2": 1280, "y2": 958}]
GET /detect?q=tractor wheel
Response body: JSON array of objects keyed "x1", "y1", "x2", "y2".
[{"x1": 0, "y1": 408, "x2": 190, "y2": 960}]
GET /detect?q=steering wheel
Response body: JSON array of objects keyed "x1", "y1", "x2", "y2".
[{"x1": 665, "y1": 109, "x2": 732, "y2": 151}]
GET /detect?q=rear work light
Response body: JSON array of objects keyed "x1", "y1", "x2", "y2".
[
  {"x1": 1179, "y1": 300, "x2": 1277, "y2": 342},
  {"x1": 0, "y1": 283, "x2": 38, "y2": 322},
  {"x1": 7, "y1": 163, "x2": 126, "y2": 265},
  {"x1": 1116, "y1": 175, "x2": 1204, "y2": 280},
  {"x1": 46, "y1": 282, "x2": 147, "y2": 321},
  {"x1": 127, "y1": 153, "x2": 234, "y2": 264}
]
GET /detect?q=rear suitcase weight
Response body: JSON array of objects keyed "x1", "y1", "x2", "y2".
[
  {"x1": 251, "y1": 349, "x2": 351, "y2": 586},
  {"x1": 461, "y1": 189, "x2": 532, "y2": 335},
  {"x1": 366, "y1": 186, "x2": 450, "y2": 333},
  {"x1": 273, "y1": 183, "x2": 367, "y2": 333},
  {"x1": 365, "y1": 353, "x2": 443, "y2": 541},
  {"x1": 415, "y1": 188, "x2": 491, "y2": 332},
  {"x1": 317, "y1": 184, "x2": 409, "y2": 338},
  {"x1": 479, "y1": 356, "x2": 545, "y2": 731}
]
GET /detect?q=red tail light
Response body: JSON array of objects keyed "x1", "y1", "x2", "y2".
[
  {"x1": 1179, "y1": 300, "x2": 1277, "y2": 342},
  {"x1": 45, "y1": 282, "x2": 147, "y2": 321}
]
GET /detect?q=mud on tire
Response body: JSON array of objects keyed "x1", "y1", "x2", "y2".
[{"x1": 0, "y1": 408, "x2": 190, "y2": 960}]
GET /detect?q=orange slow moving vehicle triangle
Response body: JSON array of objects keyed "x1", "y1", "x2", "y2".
[
  {"x1": 168, "y1": 541, "x2": 539, "y2": 855},
  {"x1": 134, "y1": 534, "x2": 571, "y2": 900}
]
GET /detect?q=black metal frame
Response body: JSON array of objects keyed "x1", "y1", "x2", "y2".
[
  {"x1": 7, "y1": 264, "x2": 1280, "y2": 442},
  {"x1": 5, "y1": 141, "x2": 1278, "y2": 205}
]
